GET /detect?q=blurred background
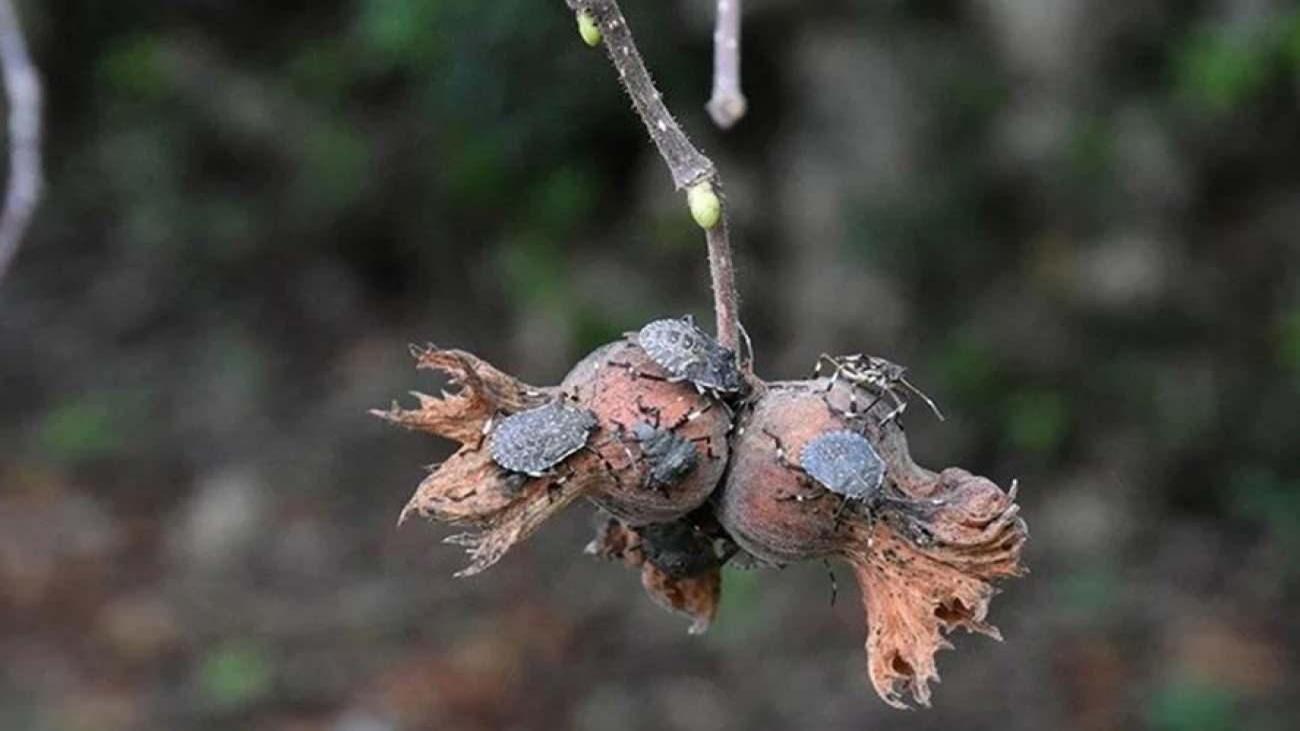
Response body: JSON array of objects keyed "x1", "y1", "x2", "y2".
[{"x1": 1, "y1": 0, "x2": 1298, "y2": 729}]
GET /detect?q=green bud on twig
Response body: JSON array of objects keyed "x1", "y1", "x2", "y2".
[
  {"x1": 577, "y1": 11, "x2": 602, "y2": 47},
  {"x1": 688, "y1": 182, "x2": 721, "y2": 230}
]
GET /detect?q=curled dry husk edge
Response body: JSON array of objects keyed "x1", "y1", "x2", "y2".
[
  {"x1": 373, "y1": 345, "x2": 1028, "y2": 708},
  {"x1": 848, "y1": 467, "x2": 1026, "y2": 708},
  {"x1": 371, "y1": 346, "x2": 600, "y2": 577},
  {"x1": 585, "y1": 516, "x2": 721, "y2": 635}
]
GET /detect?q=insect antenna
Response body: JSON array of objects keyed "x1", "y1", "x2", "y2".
[
  {"x1": 738, "y1": 321, "x2": 755, "y2": 370},
  {"x1": 898, "y1": 377, "x2": 945, "y2": 421}
]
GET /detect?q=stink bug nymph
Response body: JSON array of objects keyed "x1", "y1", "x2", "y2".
[
  {"x1": 799, "y1": 430, "x2": 886, "y2": 501},
  {"x1": 636, "y1": 316, "x2": 744, "y2": 395},
  {"x1": 627, "y1": 420, "x2": 699, "y2": 492},
  {"x1": 796, "y1": 429, "x2": 944, "y2": 534},
  {"x1": 488, "y1": 401, "x2": 597, "y2": 478}
]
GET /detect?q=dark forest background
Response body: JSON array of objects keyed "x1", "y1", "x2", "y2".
[{"x1": 1, "y1": 1, "x2": 1298, "y2": 729}]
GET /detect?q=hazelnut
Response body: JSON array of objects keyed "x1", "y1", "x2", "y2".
[{"x1": 562, "y1": 340, "x2": 731, "y2": 525}]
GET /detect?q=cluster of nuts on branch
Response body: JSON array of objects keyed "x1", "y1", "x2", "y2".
[{"x1": 375, "y1": 317, "x2": 1028, "y2": 708}]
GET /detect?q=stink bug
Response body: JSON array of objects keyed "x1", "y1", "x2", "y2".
[
  {"x1": 636, "y1": 316, "x2": 743, "y2": 395},
  {"x1": 488, "y1": 401, "x2": 597, "y2": 478},
  {"x1": 799, "y1": 430, "x2": 885, "y2": 500}
]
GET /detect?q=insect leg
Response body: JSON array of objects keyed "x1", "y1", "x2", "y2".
[
  {"x1": 832, "y1": 495, "x2": 852, "y2": 530},
  {"x1": 545, "y1": 469, "x2": 568, "y2": 503},
  {"x1": 685, "y1": 434, "x2": 716, "y2": 460},
  {"x1": 881, "y1": 389, "x2": 908, "y2": 425},
  {"x1": 761, "y1": 427, "x2": 796, "y2": 469},
  {"x1": 579, "y1": 443, "x2": 624, "y2": 479},
  {"x1": 608, "y1": 360, "x2": 671, "y2": 383},
  {"x1": 813, "y1": 353, "x2": 830, "y2": 378},
  {"x1": 634, "y1": 395, "x2": 664, "y2": 428},
  {"x1": 899, "y1": 377, "x2": 945, "y2": 421},
  {"x1": 823, "y1": 558, "x2": 838, "y2": 607}
]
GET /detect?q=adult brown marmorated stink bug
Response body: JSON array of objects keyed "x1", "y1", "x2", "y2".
[{"x1": 814, "y1": 353, "x2": 944, "y2": 423}]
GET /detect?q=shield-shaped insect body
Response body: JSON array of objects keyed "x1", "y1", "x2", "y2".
[
  {"x1": 637, "y1": 317, "x2": 743, "y2": 394},
  {"x1": 799, "y1": 429, "x2": 886, "y2": 500},
  {"x1": 627, "y1": 421, "x2": 700, "y2": 491},
  {"x1": 488, "y1": 401, "x2": 597, "y2": 477}
]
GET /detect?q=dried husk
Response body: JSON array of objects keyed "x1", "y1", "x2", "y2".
[
  {"x1": 375, "y1": 348, "x2": 1028, "y2": 708},
  {"x1": 718, "y1": 378, "x2": 1028, "y2": 707},
  {"x1": 372, "y1": 346, "x2": 592, "y2": 576},
  {"x1": 374, "y1": 341, "x2": 733, "y2": 576},
  {"x1": 586, "y1": 516, "x2": 721, "y2": 634}
]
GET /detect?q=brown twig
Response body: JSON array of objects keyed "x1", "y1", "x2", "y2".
[
  {"x1": 706, "y1": 217, "x2": 740, "y2": 355},
  {"x1": 706, "y1": 0, "x2": 746, "y2": 129},
  {"x1": 568, "y1": 0, "x2": 741, "y2": 353},
  {"x1": 0, "y1": 0, "x2": 41, "y2": 285}
]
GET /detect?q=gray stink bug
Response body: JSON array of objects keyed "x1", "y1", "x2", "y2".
[
  {"x1": 611, "y1": 396, "x2": 717, "y2": 494},
  {"x1": 488, "y1": 401, "x2": 597, "y2": 478},
  {"x1": 766, "y1": 426, "x2": 942, "y2": 540},
  {"x1": 626, "y1": 420, "x2": 699, "y2": 493},
  {"x1": 799, "y1": 430, "x2": 886, "y2": 500},
  {"x1": 637, "y1": 316, "x2": 743, "y2": 395}
]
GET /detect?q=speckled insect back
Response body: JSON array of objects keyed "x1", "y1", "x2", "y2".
[
  {"x1": 799, "y1": 430, "x2": 885, "y2": 500},
  {"x1": 636, "y1": 317, "x2": 744, "y2": 394},
  {"x1": 560, "y1": 339, "x2": 733, "y2": 525},
  {"x1": 625, "y1": 420, "x2": 699, "y2": 492},
  {"x1": 488, "y1": 400, "x2": 597, "y2": 477}
]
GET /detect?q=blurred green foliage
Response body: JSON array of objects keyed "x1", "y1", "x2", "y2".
[
  {"x1": 99, "y1": 35, "x2": 169, "y2": 100},
  {"x1": 936, "y1": 334, "x2": 1001, "y2": 404},
  {"x1": 711, "y1": 566, "x2": 766, "y2": 643},
  {"x1": 35, "y1": 393, "x2": 127, "y2": 463},
  {"x1": 500, "y1": 234, "x2": 569, "y2": 310},
  {"x1": 199, "y1": 640, "x2": 274, "y2": 709},
  {"x1": 1230, "y1": 466, "x2": 1300, "y2": 554},
  {"x1": 1278, "y1": 307, "x2": 1300, "y2": 383},
  {"x1": 356, "y1": 0, "x2": 443, "y2": 69},
  {"x1": 1055, "y1": 566, "x2": 1121, "y2": 620},
  {"x1": 1175, "y1": 10, "x2": 1300, "y2": 112},
  {"x1": 1004, "y1": 389, "x2": 1070, "y2": 455},
  {"x1": 1147, "y1": 680, "x2": 1238, "y2": 731}
]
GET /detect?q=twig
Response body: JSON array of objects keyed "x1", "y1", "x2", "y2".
[
  {"x1": 567, "y1": 0, "x2": 741, "y2": 354},
  {"x1": 0, "y1": 0, "x2": 41, "y2": 285},
  {"x1": 569, "y1": 0, "x2": 713, "y2": 189},
  {"x1": 706, "y1": 219, "x2": 740, "y2": 354},
  {"x1": 706, "y1": 0, "x2": 746, "y2": 129}
]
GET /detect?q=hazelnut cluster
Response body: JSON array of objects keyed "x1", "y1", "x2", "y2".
[{"x1": 374, "y1": 319, "x2": 1027, "y2": 708}]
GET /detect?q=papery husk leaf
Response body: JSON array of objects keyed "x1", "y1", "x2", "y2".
[
  {"x1": 848, "y1": 466, "x2": 1027, "y2": 708},
  {"x1": 375, "y1": 346, "x2": 588, "y2": 576},
  {"x1": 587, "y1": 516, "x2": 722, "y2": 634}
]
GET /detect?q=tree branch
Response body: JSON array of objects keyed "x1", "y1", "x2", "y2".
[
  {"x1": 706, "y1": 0, "x2": 746, "y2": 129},
  {"x1": 568, "y1": 0, "x2": 741, "y2": 353},
  {"x1": 706, "y1": 217, "x2": 740, "y2": 355},
  {"x1": 0, "y1": 0, "x2": 41, "y2": 285}
]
